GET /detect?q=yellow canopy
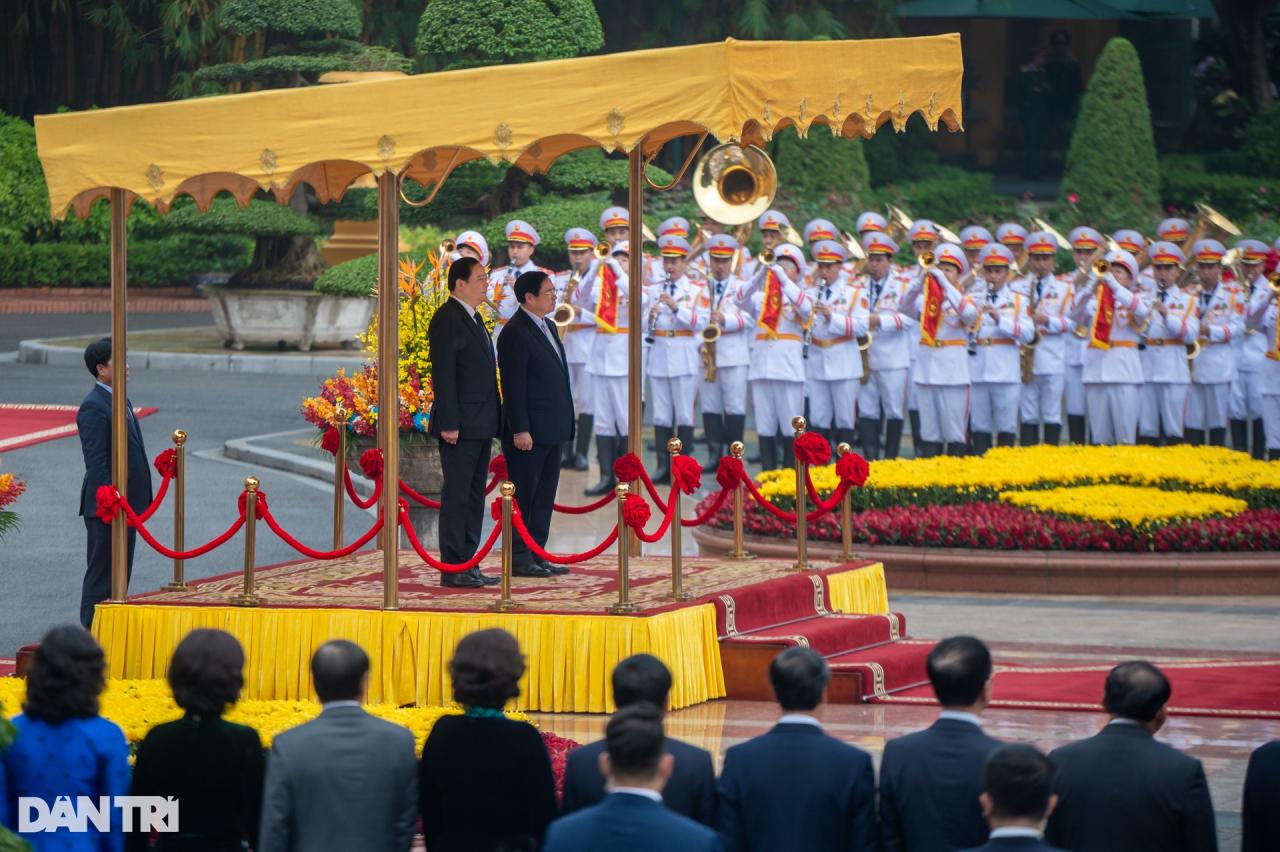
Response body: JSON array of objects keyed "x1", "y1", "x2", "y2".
[{"x1": 35, "y1": 35, "x2": 963, "y2": 220}]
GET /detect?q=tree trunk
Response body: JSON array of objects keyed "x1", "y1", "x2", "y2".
[
  {"x1": 229, "y1": 234, "x2": 327, "y2": 290},
  {"x1": 477, "y1": 166, "x2": 529, "y2": 219},
  {"x1": 1246, "y1": 4, "x2": 1275, "y2": 112}
]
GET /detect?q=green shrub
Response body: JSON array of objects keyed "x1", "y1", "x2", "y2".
[
  {"x1": 871, "y1": 166, "x2": 1012, "y2": 225},
  {"x1": 545, "y1": 149, "x2": 673, "y2": 196},
  {"x1": 863, "y1": 115, "x2": 941, "y2": 186},
  {"x1": 0, "y1": 235, "x2": 253, "y2": 287},
  {"x1": 772, "y1": 125, "x2": 869, "y2": 204},
  {"x1": 1240, "y1": 107, "x2": 1280, "y2": 179},
  {"x1": 0, "y1": 113, "x2": 51, "y2": 244},
  {"x1": 161, "y1": 197, "x2": 322, "y2": 237},
  {"x1": 314, "y1": 246, "x2": 431, "y2": 297},
  {"x1": 222, "y1": 0, "x2": 362, "y2": 37},
  {"x1": 479, "y1": 197, "x2": 612, "y2": 269},
  {"x1": 416, "y1": 0, "x2": 603, "y2": 70},
  {"x1": 1159, "y1": 156, "x2": 1280, "y2": 221},
  {"x1": 1058, "y1": 37, "x2": 1160, "y2": 231}
]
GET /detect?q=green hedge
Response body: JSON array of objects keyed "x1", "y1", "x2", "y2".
[
  {"x1": 1158, "y1": 155, "x2": 1280, "y2": 221},
  {"x1": 315, "y1": 247, "x2": 421, "y2": 297},
  {"x1": 772, "y1": 125, "x2": 870, "y2": 204},
  {"x1": 478, "y1": 196, "x2": 615, "y2": 269},
  {"x1": 871, "y1": 166, "x2": 1012, "y2": 225},
  {"x1": 1240, "y1": 107, "x2": 1280, "y2": 179},
  {"x1": 0, "y1": 235, "x2": 254, "y2": 287}
]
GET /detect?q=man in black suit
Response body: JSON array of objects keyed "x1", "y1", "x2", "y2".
[
  {"x1": 958, "y1": 744, "x2": 1065, "y2": 852},
  {"x1": 428, "y1": 256, "x2": 502, "y2": 588},
  {"x1": 1045, "y1": 661, "x2": 1218, "y2": 852},
  {"x1": 544, "y1": 703, "x2": 720, "y2": 852},
  {"x1": 717, "y1": 647, "x2": 876, "y2": 852},
  {"x1": 76, "y1": 337, "x2": 153, "y2": 628},
  {"x1": 561, "y1": 654, "x2": 717, "y2": 827},
  {"x1": 497, "y1": 271, "x2": 575, "y2": 578},
  {"x1": 1243, "y1": 739, "x2": 1280, "y2": 851},
  {"x1": 880, "y1": 635, "x2": 1002, "y2": 851}
]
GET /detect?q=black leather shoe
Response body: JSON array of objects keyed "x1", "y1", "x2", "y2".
[
  {"x1": 512, "y1": 563, "x2": 552, "y2": 578},
  {"x1": 473, "y1": 567, "x2": 501, "y2": 585},
  {"x1": 440, "y1": 571, "x2": 484, "y2": 588},
  {"x1": 573, "y1": 454, "x2": 589, "y2": 471},
  {"x1": 538, "y1": 559, "x2": 569, "y2": 576}
]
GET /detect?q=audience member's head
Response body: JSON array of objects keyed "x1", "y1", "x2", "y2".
[
  {"x1": 980, "y1": 744, "x2": 1058, "y2": 827},
  {"x1": 83, "y1": 337, "x2": 112, "y2": 380},
  {"x1": 447, "y1": 255, "x2": 482, "y2": 293},
  {"x1": 599, "y1": 701, "x2": 673, "y2": 790},
  {"x1": 612, "y1": 654, "x2": 673, "y2": 711},
  {"x1": 24, "y1": 626, "x2": 106, "y2": 723},
  {"x1": 450, "y1": 628, "x2": 525, "y2": 710},
  {"x1": 927, "y1": 636, "x2": 994, "y2": 710},
  {"x1": 168, "y1": 629, "x2": 245, "y2": 717},
  {"x1": 769, "y1": 647, "x2": 830, "y2": 713},
  {"x1": 1103, "y1": 660, "x2": 1171, "y2": 728},
  {"x1": 311, "y1": 639, "x2": 370, "y2": 704}
]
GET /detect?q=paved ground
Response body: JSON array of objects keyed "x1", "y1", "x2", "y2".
[{"x1": 0, "y1": 311, "x2": 215, "y2": 355}]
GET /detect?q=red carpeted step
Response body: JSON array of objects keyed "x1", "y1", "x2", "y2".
[
  {"x1": 827, "y1": 640, "x2": 934, "y2": 701},
  {"x1": 721, "y1": 612, "x2": 907, "y2": 657},
  {"x1": 710, "y1": 571, "x2": 839, "y2": 636}
]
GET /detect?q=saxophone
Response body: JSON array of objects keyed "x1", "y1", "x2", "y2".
[
  {"x1": 1020, "y1": 277, "x2": 1042, "y2": 384},
  {"x1": 699, "y1": 280, "x2": 726, "y2": 382}
]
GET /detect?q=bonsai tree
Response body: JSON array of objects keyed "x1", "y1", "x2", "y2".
[
  {"x1": 1058, "y1": 37, "x2": 1160, "y2": 231},
  {"x1": 164, "y1": 198, "x2": 322, "y2": 289}
]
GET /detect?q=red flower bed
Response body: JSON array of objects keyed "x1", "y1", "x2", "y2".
[{"x1": 542, "y1": 731, "x2": 580, "y2": 803}]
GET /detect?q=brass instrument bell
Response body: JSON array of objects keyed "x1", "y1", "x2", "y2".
[{"x1": 691, "y1": 143, "x2": 778, "y2": 226}]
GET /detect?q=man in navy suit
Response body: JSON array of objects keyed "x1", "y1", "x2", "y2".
[
  {"x1": 561, "y1": 654, "x2": 717, "y2": 826},
  {"x1": 880, "y1": 635, "x2": 1002, "y2": 851},
  {"x1": 544, "y1": 703, "x2": 720, "y2": 852},
  {"x1": 958, "y1": 744, "x2": 1065, "y2": 852},
  {"x1": 717, "y1": 647, "x2": 877, "y2": 852},
  {"x1": 1045, "y1": 661, "x2": 1217, "y2": 852},
  {"x1": 496, "y1": 271, "x2": 575, "y2": 578},
  {"x1": 76, "y1": 338, "x2": 152, "y2": 628},
  {"x1": 1243, "y1": 739, "x2": 1280, "y2": 851}
]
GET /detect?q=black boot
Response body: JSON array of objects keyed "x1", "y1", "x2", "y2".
[
  {"x1": 781, "y1": 435, "x2": 795, "y2": 468},
  {"x1": 997, "y1": 431, "x2": 1017, "y2": 448},
  {"x1": 1137, "y1": 434, "x2": 1158, "y2": 446},
  {"x1": 1185, "y1": 428, "x2": 1205, "y2": 446},
  {"x1": 677, "y1": 425, "x2": 698, "y2": 471},
  {"x1": 651, "y1": 426, "x2": 673, "y2": 485},
  {"x1": 573, "y1": 414, "x2": 593, "y2": 470},
  {"x1": 1068, "y1": 414, "x2": 1086, "y2": 445},
  {"x1": 584, "y1": 435, "x2": 617, "y2": 496},
  {"x1": 945, "y1": 442, "x2": 967, "y2": 457},
  {"x1": 1253, "y1": 418, "x2": 1267, "y2": 460},
  {"x1": 1044, "y1": 422, "x2": 1062, "y2": 446},
  {"x1": 1019, "y1": 423, "x2": 1039, "y2": 446},
  {"x1": 1271, "y1": 448, "x2": 1280, "y2": 461},
  {"x1": 883, "y1": 418, "x2": 904, "y2": 460},
  {"x1": 1230, "y1": 419, "x2": 1248, "y2": 452},
  {"x1": 857, "y1": 416, "x2": 881, "y2": 460},
  {"x1": 724, "y1": 413, "x2": 747, "y2": 452},
  {"x1": 560, "y1": 440, "x2": 576, "y2": 469},
  {"x1": 1208, "y1": 427, "x2": 1226, "y2": 447},
  {"x1": 1165, "y1": 433, "x2": 1183, "y2": 446},
  {"x1": 917, "y1": 440, "x2": 940, "y2": 458},
  {"x1": 700, "y1": 413, "x2": 724, "y2": 472},
  {"x1": 972, "y1": 432, "x2": 993, "y2": 456},
  {"x1": 757, "y1": 435, "x2": 778, "y2": 471},
  {"x1": 909, "y1": 409, "x2": 922, "y2": 444}
]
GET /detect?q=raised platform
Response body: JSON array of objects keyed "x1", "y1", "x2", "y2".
[{"x1": 91, "y1": 553, "x2": 892, "y2": 713}]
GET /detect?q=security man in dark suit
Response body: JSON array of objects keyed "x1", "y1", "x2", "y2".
[
  {"x1": 428, "y1": 256, "x2": 502, "y2": 589},
  {"x1": 77, "y1": 337, "x2": 152, "y2": 628},
  {"x1": 1243, "y1": 739, "x2": 1280, "y2": 852},
  {"x1": 561, "y1": 654, "x2": 717, "y2": 827},
  {"x1": 497, "y1": 271, "x2": 575, "y2": 578},
  {"x1": 958, "y1": 744, "x2": 1066, "y2": 852},
  {"x1": 880, "y1": 635, "x2": 1002, "y2": 852},
  {"x1": 1045, "y1": 661, "x2": 1218, "y2": 852},
  {"x1": 717, "y1": 647, "x2": 877, "y2": 852}
]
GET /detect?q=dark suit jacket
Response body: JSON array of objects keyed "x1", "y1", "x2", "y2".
[
  {"x1": 717, "y1": 721, "x2": 876, "y2": 852},
  {"x1": 879, "y1": 716, "x2": 1002, "y2": 852},
  {"x1": 497, "y1": 307, "x2": 575, "y2": 445},
  {"x1": 77, "y1": 384, "x2": 152, "y2": 517},
  {"x1": 1243, "y1": 739, "x2": 1280, "y2": 852},
  {"x1": 561, "y1": 735, "x2": 717, "y2": 827},
  {"x1": 128, "y1": 713, "x2": 265, "y2": 852},
  {"x1": 545, "y1": 792, "x2": 721, "y2": 852},
  {"x1": 958, "y1": 836, "x2": 1067, "y2": 852},
  {"x1": 427, "y1": 297, "x2": 501, "y2": 440},
  {"x1": 258, "y1": 705, "x2": 418, "y2": 852},
  {"x1": 1045, "y1": 721, "x2": 1217, "y2": 852}
]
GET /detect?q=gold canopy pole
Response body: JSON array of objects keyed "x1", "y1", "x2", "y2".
[
  {"x1": 377, "y1": 171, "x2": 400, "y2": 611},
  {"x1": 109, "y1": 188, "x2": 129, "y2": 603},
  {"x1": 626, "y1": 147, "x2": 645, "y2": 557}
]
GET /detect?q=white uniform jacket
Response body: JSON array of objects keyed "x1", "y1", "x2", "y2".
[
  {"x1": 692, "y1": 275, "x2": 753, "y2": 368},
  {"x1": 738, "y1": 264, "x2": 813, "y2": 382},
  {"x1": 902, "y1": 268, "x2": 978, "y2": 386},
  {"x1": 1069, "y1": 274, "x2": 1150, "y2": 384}
]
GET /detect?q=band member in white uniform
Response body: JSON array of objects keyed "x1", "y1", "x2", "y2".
[
  {"x1": 959, "y1": 225, "x2": 993, "y2": 271},
  {"x1": 454, "y1": 230, "x2": 490, "y2": 266},
  {"x1": 970, "y1": 243, "x2": 1036, "y2": 452},
  {"x1": 1232, "y1": 239, "x2": 1271, "y2": 458},
  {"x1": 645, "y1": 234, "x2": 700, "y2": 484},
  {"x1": 902, "y1": 243, "x2": 978, "y2": 457},
  {"x1": 745, "y1": 209, "x2": 794, "y2": 281},
  {"x1": 904, "y1": 220, "x2": 941, "y2": 453},
  {"x1": 1065, "y1": 226, "x2": 1105, "y2": 443},
  {"x1": 556, "y1": 227, "x2": 601, "y2": 470},
  {"x1": 1246, "y1": 267, "x2": 1280, "y2": 460},
  {"x1": 1017, "y1": 231, "x2": 1074, "y2": 446},
  {"x1": 804, "y1": 239, "x2": 868, "y2": 451},
  {"x1": 1185, "y1": 238, "x2": 1245, "y2": 446},
  {"x1": 1135, "y1": 242, "x2": 1198, "y2": 445},
  {"x1": 855, "y1": 232, "x2": 916, "y2": 459},
  {"x1": 488, "y1": 219, "x2": 546, "y2": 329},
  {"x1": 692, "y1": 234, "x2": 753, "y2": 469},
  {"x1": 997, "y1": 222, "x2": 1029, "y2": 257}
]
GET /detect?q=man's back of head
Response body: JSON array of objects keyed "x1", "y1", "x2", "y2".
[
  {"x1": 981, "y1": 744, "x2": 1057, "y2": 828},
  {"x1": 769, "y1": 647, "x2": 829, "y2": 712},
  {"x1": 1103, "y1": 660, "x2": 1170, "y2": 727},
  {"x1": 603, "y1": 702, "x2": 670, "y2": 789},
  {"x1": 612, "y1": 654, "x2": 673, "y2": 710},
  {"x1": 311, "y1": 640, "x2": 369, "y2": 704},
  {"x1": 927, "y1": 635, "x2": 993, "y2": 710}
]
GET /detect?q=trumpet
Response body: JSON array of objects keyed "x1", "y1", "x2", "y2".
[
  {"x1": 439, "y1": 237, "x2": 457, "y2": 256},
  {"x1": 1093, "y1": 258, "x2": 1110, "y2": 276},
  {"x1": 759, "y1": 247, "x2": 776, "y2": 265},
  {"x1": 918, "y1": 251, "x2": 937, "y2": 269}
]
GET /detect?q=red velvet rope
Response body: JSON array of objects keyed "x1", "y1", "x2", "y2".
[
  {"x1": 100, "y1": 485, "x2": 247, "y2": 560},
  {"x1": 682, "y1": 484, "x2": 732, "y2": 527},
  {"x1": 614, "y1": 453, "x2": 665, "y2": 505},
  {"x1": 343, "y1": 468, "x2": 381, "y2": 510},
  {"x1": 258, "y1": 496, "x2": 383, "y2": 559},
  {"x1": 509, "y1": 506, "x2": 620, "y2": 564},
  {"x1": 399, "y1": 480, "x2": 442, "y2": 509},
  {"x1": 399, "y1": 502, "x2": 501, "y2": 573},
  {"x1": 794, "y1": 431, "x2": 832, "y2": 466},
  {"x1": 552, "y1": 491, "x2": 616, "y2": 514},
  {"x1": 805, "y1": 476, "x2": 854, "y2": 514},
  {"x1": 739, "y1": 471, "x2": 851, "y2": 523},
  {"x1": 134, "y1": 466, "x2": 173, "y2": 524},
  {"x1": 628, "y1": 492, "x2": 679, "y2": 544}
]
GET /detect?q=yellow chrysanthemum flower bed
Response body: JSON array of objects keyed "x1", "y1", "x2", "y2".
[
  {"x1": 0, "y1": 679, "x2": 526, "y2": 755},
  {"x1": 998, "y1": 485, "x2": 1248, "y2": 528}
]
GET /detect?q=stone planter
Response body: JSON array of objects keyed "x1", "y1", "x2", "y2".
[
  {"x1": 200, "y1": 285, "x2": 373, "y2": 352},
  {"x1": 350, "y1": 436, "x2": 443, "y2": 551}
]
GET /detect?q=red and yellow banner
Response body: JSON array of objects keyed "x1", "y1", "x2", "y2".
[
  {"x1": 757, "y1": 269, "x2": 784, "y2": 337},
  {"x1": 919, "y1": 271, "x2": 943, "y2": 346},
  {"x1": 1090, "y1": 282, "x2": 1115, "y2": 350},
  {"x1": 595, "y1": 262, "x2": 620, "y2": 333}
]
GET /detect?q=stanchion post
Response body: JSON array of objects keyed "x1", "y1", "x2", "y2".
[
  {"x1": 836, "y1": 442, "x2": 853, "y2": 563},
  {"x1": 491, "y1": 481, "x2": 519, "y2": 612},
  {"x1": 727, "y1": 441, "x2": 754, "y2": 561},
  {"x1": 164, "y1": 430, "x2": 188, "y2": 590},
  {"x1": 231, "y1": 476, "x2": 260, "y2": 606},
  {"x1": 792, "y1": 416, "x2": 811, "y2": 572},
  {"x1": 333, "y1": 412, "x2": 346, "y2": 551},
  {"x1": 662, "y1": 437, "x2": 691, "y2": 602},
  {"x1": 609, "y1": 483, "x2": 639, "y2": 614}
]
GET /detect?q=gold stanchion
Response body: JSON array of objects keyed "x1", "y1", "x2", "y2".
[
  {"x1": 376, "y1": 171, "x2": 400, "y2": 612},
  {"x1": 662, "y1": 437, "x2": 691, "y2": 602},
  {"x1": 792, "y1": 416, "x2": 811, "y2": 572},
  {"x1": 836, "y1": 442, "x2": 854, "y2": 563},
  {"x1": 609, "y1": 483, "x2": 639, "y2": 614},
  {"x1": 491, "y1": 481, "x2": 519, "y2": 613},
  {"x1": 163, "y1": 430, "x2": 188, "y2": 590},
  {"x1": 231, "y1": 476, "x2": 260, "y2": 607},
  {"x1": 727, "y1": 441, "x2": 754, "y2": 561},
  {"x1": 333, "y1": 411, "x2": 346, "y2": 551},
  {"x1": 108, "y1": 187, "x2": 129, "y2": 602}
]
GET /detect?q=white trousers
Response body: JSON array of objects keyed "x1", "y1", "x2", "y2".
[
  {"x1": 1186, "y1": 382, "x2": 1230, "y2": 431},
  {"x1": 1138, "y1": 382, "x2": 1188, "y2": 439},
  {"x1": 970, "y1": 382, "x2": 1020, "y2": 435},
  {"x1": 807, "y1": 379, "x2": 859, "y2": 431},
  {"x1": 1263, "y1": 395, "x2": 1280, "y2": 450},
  {"x1": 592, "y1": 375, "x2": 629, "y2": 437},
  {"x1": 1086, "y1": 383, "x2": 1140, "y2": 445},
  {"x1": 1230, "y1": 370, "x2": 1263, "y2": 420},
  {"x1": 1019, "y1": 373, "x2": 1064, "y2": 426},
  {"x1": 700, "y1": 366, "x2": 748, "y2": 415},
  {"x1": 755, "y1": 379, "x2": 805, "y2": 438},
  {"x1": 650, "y1": 374, "x2": 698, "y2": 427},
  {"x1": 859, "y1": 368, "x2": 909, "y2": 420},
  {"x1": 907, "y1": 362, "x2": 919, "y2": 411},
  {"x1": 1064, "y1": 364, "x2": 1086, "y2": 417},
  {"x1": 917, "y1": 384, "x2": 969, "y2": 444},
  {"x1": 568, "y1": 362, "x2": 594, "y2": 418}
]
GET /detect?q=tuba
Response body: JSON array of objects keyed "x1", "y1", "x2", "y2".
[{"x1": 691, "y1": 143, "x2": 778, "y2": 226}]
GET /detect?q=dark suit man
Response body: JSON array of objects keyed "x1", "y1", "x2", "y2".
[
  {"x1": 545, "y1": 703, "x2": 720, "y2": 852},
  {"x1": 497, "y1": 271, "x2": 575, "y2": 578},
  {"x1": 1046, "y1": 661, "x2": 1218, "y2": 852},
  {"x1": 718, "y1": 647, "x2": 876, "y2": 852},
  {"x1": 76, "y1": 337, "x2": 152, "y2": 628},
  {"x1": 562, "y1": 654, "x2": 717, "y2": 827},
  {"x1": 259, "y1": 641, "x2": 418, "y2": 852},
  {"x1": 428, "y1": 256, "x2": 502, "y2": 588},
  {"x1": 957, "y1": 744, "x2": 1066, "y2": 852},
  {"x1": 1241, "y1": 739, "x2": 1279, "y2": 852},
  {"x1": 880, "y1": 636, "x2": 1002, "y2": 852}
]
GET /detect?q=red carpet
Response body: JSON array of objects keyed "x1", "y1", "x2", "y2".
[
  {"x1": 0, "y1": 403, "x2": 157, "y2": 452},
  {"x1": 872, "y1": 658, "x2": 1280, "y2": 719}
]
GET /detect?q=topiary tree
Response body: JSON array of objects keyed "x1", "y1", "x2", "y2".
[
  {"x1": 415, "y1": 0, "x2": 603, "y2": 71},
  {"x1": 1058, "y1": 37, "x2": 1160, "y2": 231},
  {"x1": 163, "y1": 197, "x2": 323, "y2": 289},
  {"x1": 772, "y1": 124, "x2": 871, "y2": 207},
  {"x1": 1240, "y1": 106, "x2": 1280, "y2": 179}
]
